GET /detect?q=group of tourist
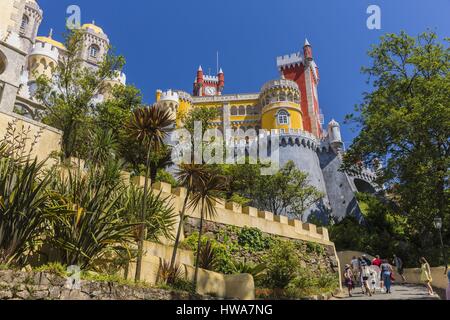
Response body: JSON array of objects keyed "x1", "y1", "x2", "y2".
[
  {"x1": 344, "y1": 255, "x2": 450, "y2": 299},
  {"x1": 343, "y1": 253, "x2": 430, "y2": 297},
  {"x1": 343, "y1": 254, "x2": 401, "y2": 297}
]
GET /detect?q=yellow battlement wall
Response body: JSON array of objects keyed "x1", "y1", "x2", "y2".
[
  {"x1": 0, "y1": 111, "x2": 62, "y2": 165},
  {"x1": 126, "y1": 175, "x2": 332, "y2": 246}
]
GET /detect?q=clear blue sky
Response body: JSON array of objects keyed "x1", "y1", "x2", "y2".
[{"x1": 37, "y1": 0, "x2": 450, "y2": 144}]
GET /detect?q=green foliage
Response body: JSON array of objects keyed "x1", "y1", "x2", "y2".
[
  {"x1": 47, "y1": 162, "x2": 136, "y2": 269},
  {"x1": 158, "y1": 261, "x2": 184, "y2": 286},
  {"x1": 306, "y1": 242, "x2": 325, "y2": 255},
  {"x1": 181, "y1": 107, "x2": 220, "y2": 135},
  {"x1": 343, "y1": 31, "x2": 449, "y2": 265},
  {"x1": 217, "y1": 161, "x2": 323, "y2": 217},
  {"x1": 35, "y1": 29, "x2": 125, "y2": 159},
  {"x1": 197, "y1": 240, "x2": 218, "y2": 271},
  {"x1": 34, "y1": 263, "x2": 68, "y2": 277},
  {"x1": 122, "y1": 184, "x2": 176, "y2": 243},
  {"x1": 156, "y1": 169, "x2": 178, "y2": 187},
  {"x1": 230, "y1": 261, "x2": 266, "y2": 282},
  {"x1": 262, "y1": 241, "x2": 299, "y2": 289},
  {"x1": 237, "y1": 227, "x2": 273, "y2": 252},
  {"x1": 0, "y1": 154, "x2": 62, "y2": 267},
  {"x1": 183, "y1": 233, "x2": 235, "y2": 274}
]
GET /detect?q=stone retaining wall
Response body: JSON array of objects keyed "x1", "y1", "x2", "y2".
[{"x1": 0, "y1": 270, "x2": 210, "y2": 300}]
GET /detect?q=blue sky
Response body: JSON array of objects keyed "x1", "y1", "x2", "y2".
[{"x1": 37, "y1": 0, "x2": 450, "y2": 144}]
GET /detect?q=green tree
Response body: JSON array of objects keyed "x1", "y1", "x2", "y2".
[
  {"x1": 181, "y1": 106, "x2": 219, "y2": 135},
  {"x1": 35, "y1": 30, "x2": 125, "y2": 159},
  {"x1": 343, "y1": 31, "x2": 449, "y2": 263},
  {"x1": 220, "y1": 161, "x2": 323, "y2": 217}
]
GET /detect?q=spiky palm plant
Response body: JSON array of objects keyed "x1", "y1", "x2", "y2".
[
  {"x1": 48, "y1": 162, "x2": 136, "y2": 270},
  {"x1": 169, "y1": 164, "x2": 208, "y2": 270},
  {"x1": 127, "y1": 106, "x2": 174, "y2": 281},
  {"x1": 122, "y1": 184, "x2": 176, "y2": 243},
  {"x1": 0, "y1": 157, "x2": 59, "y2": 266},
  {"x1": 188, "y1": 172, "x2": 228, "y2": 288}
]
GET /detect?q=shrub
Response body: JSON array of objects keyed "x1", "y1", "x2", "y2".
[
  {"x1": 158, "y1": 261, "x2": 184, "y2": 286},
  {"x1": 34, "y1": 262, "x2": 68, "y2": 277},
  {"x1": 237, "y1": 227, "x2": 273, "y2": 252},
  {"x1": 262, "y1": 241, "x2": 299, "y2": 289},
  {"x1": 183, "y1": 233, "x2": 235, "y2": 274}
]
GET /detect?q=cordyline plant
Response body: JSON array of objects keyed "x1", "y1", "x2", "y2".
[
  {"x1": 188, "y1": 172, "x2": 228, "y2": 288},
  {"x1": 127, "y1": 106, "x2": 174, "y2": 281},
  {"x1": 47, "y1": 161, "x2": 136, "y2": 270},
  {"x1": 0, "y1": 155, "x2": 61, "y2": 267},
  {"x1": 0, "y1": 123, "x2": 64, "y2": 267}
]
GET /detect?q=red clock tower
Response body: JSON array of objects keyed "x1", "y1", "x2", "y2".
[{"x1": 193, "y1": 66, "x2": 224, "y2": 97}]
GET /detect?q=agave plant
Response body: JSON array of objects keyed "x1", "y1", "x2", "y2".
[
  {"x1": 0, "y1": 156, "x2": 60, "y2": 266},
  {"x1": 127, "y1": 106, "x2": 174, "y2": 281},
  {"x1": 231, "y1": 260, "x2": 267, "y2": 282},
  {"x1": 48, "y1": 161, "x2": 136, "y2": 270}
]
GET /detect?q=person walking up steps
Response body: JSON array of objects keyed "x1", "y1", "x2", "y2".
[
  {"x1": 420, "y1": 257, "x2": 434, "y2": 296},
  {"x1": 351, "y1": 256, "x2": 360, "y2": 286},
  {"x1": 343, "y1": 264, "x2": 354, "y2": 297},
  {"x1": 360, "y1": 260, "x2": 373, "y2": 297},
  {"x1": 380, "y1": 259, "x2": 394, "y2": 294}
]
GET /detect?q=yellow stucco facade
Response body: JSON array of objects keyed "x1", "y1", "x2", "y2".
[{"x1": 157, "y1": 78, "x2": 305, "y2": 133}]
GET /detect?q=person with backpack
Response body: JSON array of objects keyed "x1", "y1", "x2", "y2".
[{"x1": 360, "y1": 261, "x2": 373, "y2": 297}]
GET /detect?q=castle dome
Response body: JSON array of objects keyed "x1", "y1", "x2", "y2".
[
  {"x1": 35, "y1": 35, "x2": 66, "y2": 50},
  {"x1": 81, "y1": 23, "x2": 104, "y2": 35}
]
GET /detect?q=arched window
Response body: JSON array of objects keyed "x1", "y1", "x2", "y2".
[
  {"x1": 89, "y1": 45, "x2": 100, "y2": 58},
  {"x1": 238, "y1": 105, "x2": 246, "y2": 116},
  {"x1": 246, "y1": 105, "x2": 253, "y2": 115},
  {"x1": 277, "y1": 110, "x2": 290, "y2": 125},
  {"x1": 230, "y1": 106, "x2": 238, "y2": 116},
  {"x1": 20, "y1": 15, "x2": 29, "y2": 32}
]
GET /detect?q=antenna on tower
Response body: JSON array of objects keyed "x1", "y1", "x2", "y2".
[{"x1": 216, "y1": 51, "x2": 219, "y2": 75}]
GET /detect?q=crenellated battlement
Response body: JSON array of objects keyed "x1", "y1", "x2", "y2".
[
  {"x1": 277, "y1": 52, "x2": 303, "y2": 70},
  {"x1": 204, "y1": 75, "x2": 219, "y2": 82},
  {"x1": 261, "y1": 79, "x2": 300, "y2": 94},
  {"x1": 159, "y1": 89, "x2": 179, "y2": 103},
  {"x1": 30, "y1": 41, "x2": 60, "y2": 62},
  {"x1": 176, "y1": 90, "x2": 193, "y2": 103},
  {"x1": 122, "y1": 173, "x2": 332, "y2": 245}
]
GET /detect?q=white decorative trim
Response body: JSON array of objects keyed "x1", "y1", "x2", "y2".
[
  {"x1": 192, "y1": 93, "x2": 259, "y2": 103},
  {"x1": 277, "y1": 52, "x2": 303, "y2": 70},
  {"x1": 261, "y1": 79, "x2": 299, "y2": 93}
]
